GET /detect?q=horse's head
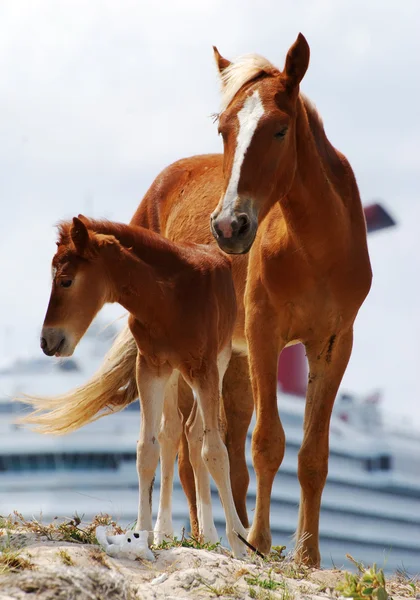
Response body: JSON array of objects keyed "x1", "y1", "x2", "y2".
[
  {"x1": 41, "y1": 216, "x2": 110, "y2": 357},
  {"x1": 210, "y1": 34, "x2": 310, "y2": 254}
]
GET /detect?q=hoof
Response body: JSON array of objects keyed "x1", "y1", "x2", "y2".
[
  {"x1": 247, "y1": 527, "x2": 272, "y2": 556},
  {"x1": 153, "y1": 524, "x2": 174, "y2": 546},
  {"x1": 294, "y1": 545, "x2": 321, "y2": 568},
  {"x1": 201, "y1": 527, "x2": 219, "y2": 546},
  {"x1": 227, "y1": 526, "x2": 248, "y2": 559}
]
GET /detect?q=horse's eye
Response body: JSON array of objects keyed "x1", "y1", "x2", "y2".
[
  {"x1": 274, "y1": 128, "x2": 288, "y2": 139},
  {"x1": 60, "y1": 279, "x2": 73, "y2": 288}
]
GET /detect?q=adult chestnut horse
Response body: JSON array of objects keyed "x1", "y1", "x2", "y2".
[
  {"x1": 22, "y1": 33, "x2": 371, "y2": 566},
  {"x1": 209, "y1": 33, "x2": 371, "y2": 564},
  {"x1": 134, "y1": 33, "x2": 371, "y2": 565}
]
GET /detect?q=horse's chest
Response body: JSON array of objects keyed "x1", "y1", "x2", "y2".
[
  {"x1": 129, "y1": 318, "x2": 176, "y2": 361},
  {"x1": 260, "y1": 253, "x2": 342, "y2": 335}
]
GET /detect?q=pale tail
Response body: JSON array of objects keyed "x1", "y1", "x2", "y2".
[{"x1": 16, "y1": 325, "x2": 138, "y2": 435}]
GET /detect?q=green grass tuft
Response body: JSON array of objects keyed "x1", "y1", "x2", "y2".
[
  {"x1": 336, "y1": 555, "x2": 390, "y2": 600},
  {"x1": 57, "y1": 549, "x2": 75, "y2": 566},
  {"x1": 0, "y1": 532, "x2": 33, "y2": 574},
  {"x1": 152, "y1": 528, "x2": 221, "y2": 552}
]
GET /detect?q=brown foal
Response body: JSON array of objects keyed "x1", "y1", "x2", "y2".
[{"x1": 21, "y1": 216, "x2": 248, "y2": 557}]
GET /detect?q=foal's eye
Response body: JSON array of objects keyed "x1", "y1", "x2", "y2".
[
  {"x1": 60, "y1": 279, "x2": 73, "y2": 288},
  {"x1": 274, "y1": 128, "x2": 288, "y2": 140}
]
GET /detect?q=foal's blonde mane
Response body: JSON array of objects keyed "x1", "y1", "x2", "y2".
[{"x1": 219, "y1": 54, "x2": 277, "y2": 112}]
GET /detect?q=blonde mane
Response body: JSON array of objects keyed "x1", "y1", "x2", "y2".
[
  {"x1": 218, "y1": 54, "x2": 325, "y2": 138},
  {"x1": 219, "y1": 54, "x2": 277, "y2": 112}
]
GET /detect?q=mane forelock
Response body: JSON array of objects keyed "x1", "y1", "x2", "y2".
[{"x1": 219, "y1": 54, "x2": 277, "y2": 112}]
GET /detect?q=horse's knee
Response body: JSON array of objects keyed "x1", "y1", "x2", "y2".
[
  {"x1": 298, "y1": 446, "x2": 328, "y2": 494},
  {"x1": 158, "y1": 418, "x2": 182, "y2": 448},
  {"x1": 251, "y1": 417, "x2": 285, "y2": 474},
  {"x1": 185, "y1": 409, "x2": 203, "y2": 446},
  {"x1": 202, "y1": 434, "x2": 228, "y2": 471},
  {"x1": 137, "y1": 440, "x2": 160, "y2": 470}
]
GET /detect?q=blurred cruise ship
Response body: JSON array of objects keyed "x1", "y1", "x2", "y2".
[{"x1": 0, "y1": 316, "x2": 419, "y2": 574}]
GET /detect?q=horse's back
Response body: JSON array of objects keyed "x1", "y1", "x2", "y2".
[
  {"x1": 131, "y1": 153, "x2": 249, "y2": 346},
  {"x1": 131, "y1": 154, "x2": 223, "y2": 240}
]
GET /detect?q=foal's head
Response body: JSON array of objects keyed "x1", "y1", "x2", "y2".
[
  {"x1": 211, "y1": 34, "x2": 310, "y2": 254},
  {"x1": 41, "y1": 216, "x2": 112, "y2": 357}
]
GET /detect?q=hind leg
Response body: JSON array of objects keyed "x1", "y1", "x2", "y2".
[
  {"x1": 192, "y1": 352, "x2": 248, "y2": 558},
  {"x1": 177, "y1": 376, "x2": 199, "y2": 536},
  {"x1": 183, "y1": 346, "x2": 233, "y2": 544},
  {"x1": 154, "y1": 372, "x2": 183, "y2": 544},
  {"x1": 135, "y1": 355, "x2": 171, "y2": 544},
  {"x1": 185, "y1": 401, "x2": 219, "y2": 544}
]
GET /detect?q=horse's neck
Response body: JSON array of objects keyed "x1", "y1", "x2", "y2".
[
  {"x1": 279, "y1": 98, "x2": 348, "y2": 248},
  {"x1": 102, "y1": 240, "x2": 170, "y2": 321},
  {"x1": 99, "y1": 221, "x2": 184, "y2": 273}
]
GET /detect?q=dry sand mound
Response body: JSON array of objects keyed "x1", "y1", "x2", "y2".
[{"x1": 0, "y1": 523, "x2": 416, "y2": 600}]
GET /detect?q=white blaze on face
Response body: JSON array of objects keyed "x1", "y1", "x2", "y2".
[{"x1": 221, "y1": 90, "x2": 265, "y2": 222}]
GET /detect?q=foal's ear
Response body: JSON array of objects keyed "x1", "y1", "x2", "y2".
[
  {"x1": 283, "y1": 33, "x2": 310, "y2": 90},
  {"x1": 76, "y1": 213, "x2": 90, "y2": 225},
  {"x1": 70, "y1": 216, "x2": 90, "y2": 257},
  {"x1": 213, "y1": 46, "x2": 232, "y2": 76}
]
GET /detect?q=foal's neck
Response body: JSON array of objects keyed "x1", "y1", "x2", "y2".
[
  {"x1": 97, "y1": 222, "x2": 181, "y2": 320},
  {"x1": 93, "y1": 220, "x2": 185, "y2": 274}
]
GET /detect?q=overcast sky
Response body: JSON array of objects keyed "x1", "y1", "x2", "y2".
[{"x1": 0, "y1": 0, "x2": 419, "y2": 426}]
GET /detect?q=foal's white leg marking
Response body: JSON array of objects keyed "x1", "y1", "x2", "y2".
[
  {"x1": 154, "y1": 371, "x2": 182, "y2": 545},
  {"x1": 186, "y1": 401, "x2": 219, "y2": 544},
  {"x1": 194, "y1": 350, "x2": 247, "y2": 558},
  {"x1": 136, "y1": 357, "x2": 171, "y2": 546},
  {"x1": 218, "y1": 90, "x2": 265, "y2": 236}
]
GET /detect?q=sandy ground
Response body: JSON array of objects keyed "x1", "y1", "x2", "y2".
[{"x1": 0, "y1": 531, "x2": 416, "y2": 600}]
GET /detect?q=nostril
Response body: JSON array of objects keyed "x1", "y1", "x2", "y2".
[
  {"x1": 237, "y1": 214, "x2": 251, "y2": 237},
  {"x1": 211, "y1": 218, "x2": 224, "y2": 238},
  {"x1": 213, "y1": 223, "x2": 222, "y2": 237},
  {"x1": 40, "y1": 337, "x2": 47, "y2": 351}
]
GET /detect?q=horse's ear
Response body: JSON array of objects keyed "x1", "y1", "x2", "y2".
[
  {"x1": 213, "y1": 46, "x2": 231, "y2": 76},
  {"x1": 70, "y1": 217, "x2": 90, "y2": 257},
  {"x1": 77, "y1": 214, "x2": 89, "y2": 225},
  {"x1": 283, "y1": 33, "x2": 310, "y2": 90}
]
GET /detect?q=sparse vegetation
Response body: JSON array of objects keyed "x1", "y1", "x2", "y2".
[
  {"x1": 90, "y1": 547, "x2": 111, "y2": 569},
  {"x1": 0, "y1": 515, "x2": 16, "y2": 530},
  {"x1": 245, "y1": 570, "x2": 294, "y2": 600},
  {"x1": 3, "y1": 511, "x2": 124, "y2": 544},
  {"x1": 267, "y1": 545, "x2": 287, "y2": 563},
  {"x1": 246, "y1": 571, "x2": 281, "y2": 590},
  {"x1": 152, "y1": 528, "x2": 222, "y2": 552},
  {"x1": 0, "y1": 532, "x2": 33, "y2": 574},
  {"x1": 336, "y1": 555, "x2": 390, "y2": 600},
  {"x1": 275, "y1": 561, "x2": 309, "y2": 581},
  {"x1": 57, "y1": 549, "x2": 74, "y2": 566},
  {"x1": 198, "y1": 576, "x2": 240, "y2": 598},
  {"x1": 389, "y1": 567, "x2": 419, "y2": 598},
  {"x1": 0, "y1": 547, "x2": 33, "y2": 575}
]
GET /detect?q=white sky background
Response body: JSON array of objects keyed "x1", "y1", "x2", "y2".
[{"x1": 0, "y1": 1, "x2": 419, "y2": 426}]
